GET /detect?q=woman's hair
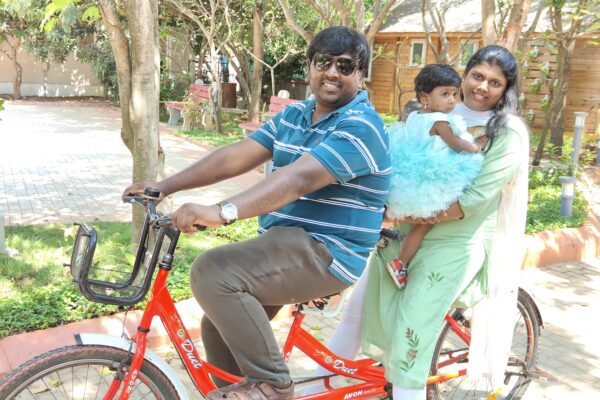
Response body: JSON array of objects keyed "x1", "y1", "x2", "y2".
[
  {"x1": 306, "y1": 26, "x2": 370, "y2": 74},
  {"x1": 414, "y1": 64, "x2": 461, "y2": 103},
  {"x1": 463, "y1": 45, "x2": 520, "y2": 148}
]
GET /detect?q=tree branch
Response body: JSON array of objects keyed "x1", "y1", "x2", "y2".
[{"x1": 277, "y1": 0, "x2": 311, "y2": 43}]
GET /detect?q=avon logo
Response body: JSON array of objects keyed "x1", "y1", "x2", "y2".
[
  {"x1": 181, "y1": 339, "x2": 202, "y2": 369},
  {"x1": 343, "y1": 390, "x2": 363, "y2": 399},
  {"x1": 333, "y1": 359, "x2": 358, "y2": 375}
]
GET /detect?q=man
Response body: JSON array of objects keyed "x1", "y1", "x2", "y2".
[{"x1": 124, "y1": 26, "x2": 390, "y2": 400}]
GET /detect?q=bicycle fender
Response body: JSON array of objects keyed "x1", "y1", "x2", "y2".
[
  {"x1": 518, "y1": 287, "x2": 544, "y2": 327},
  {"x1": 75, "y1": 333, "x2": 190, "y2": 400}
]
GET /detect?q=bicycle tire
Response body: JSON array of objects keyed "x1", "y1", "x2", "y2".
[
  {"x1": 0, "y1": 344, "x2": 181, "y2": 400},
  {"x1": 427, "y1": 289, "x2": 541, "y2": 400}
]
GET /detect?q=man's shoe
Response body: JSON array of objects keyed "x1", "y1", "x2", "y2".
[{"x1": 207, "y1": 379, "x2": 294, "y2": 400}]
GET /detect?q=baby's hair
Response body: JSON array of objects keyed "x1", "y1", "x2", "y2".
[{"x1": 415, "y1": 64, "x2": 461, "y2": 104}]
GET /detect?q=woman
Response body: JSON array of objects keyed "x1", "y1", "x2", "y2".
[{"x1": 312, "y1": 45, "x2": 529, "y2": 400}]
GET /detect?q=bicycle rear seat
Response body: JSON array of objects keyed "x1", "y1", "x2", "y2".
[{"x1": 297, "y1": 290, "x2": 349, "y2": 318}]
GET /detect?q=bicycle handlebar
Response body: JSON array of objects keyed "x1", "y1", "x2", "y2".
[
  {"x1": 122, "y1": 190, "x2": 207, "y2": 231},
  {"x1": 380, "y1": 228, "x2": 405, "y2": 241}
]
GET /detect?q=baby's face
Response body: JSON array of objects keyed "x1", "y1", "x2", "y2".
[{"x1": 424, "y1": 86, "x2": 459, "y2": 114}]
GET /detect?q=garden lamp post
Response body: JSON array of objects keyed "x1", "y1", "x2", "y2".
[
  {"x1": 571, "y1": 111, "x2": 588, "y2": 164},
  {"x1": 0, "y1": 211, "x2": 5, "y2": 255},
  {"x1": 559, "y1": 176, "x2": 576, "y2": 217},
  {"x1": 559, "y1": 112, "x2": 588, "y2": 217}
]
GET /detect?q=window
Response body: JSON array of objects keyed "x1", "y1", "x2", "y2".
[
  {"x1": 459, "y1": 40, "x2": 478, "y2": 69},
  {"x1": 409, "y1": 40, "x2": 426, "y2": 67}
]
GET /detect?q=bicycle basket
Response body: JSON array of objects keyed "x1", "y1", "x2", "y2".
[{"x1": 67, "y1": 222, "x2": 159, "y2": 306}]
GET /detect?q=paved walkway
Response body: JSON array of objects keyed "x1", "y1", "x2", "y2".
[
  {"x1": 0, "y1": 100, "x2": 264, "y2": 226},
  {"x1": 0, "y1": 101, "x2": 599, "y2": 398}
]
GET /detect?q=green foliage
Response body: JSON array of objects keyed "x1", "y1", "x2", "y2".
[
  {"x1": 177, "y1": 121, "x2": 245, "y2": 147},
  {"x1": 159, "y1": 76, "x2": 191, "y2": 103},
  {"x1": 379, "y1": 113, "x2": 399, "y2": 126},
  {"x1": 41, "y1": 1, "x2": 117, "y2": 99},
  {"x1": 0, "y1": 99, "x2": 4, "y2": 112},
  {"x1": 76, "y1": 31, "x2": 119, "y2": 101},
  {"x1": 526, "y1": 186, "x2": 588, "y2": 234},
  {"x1": 0, "y1": 219, "x2": 259, "y2": 337}
]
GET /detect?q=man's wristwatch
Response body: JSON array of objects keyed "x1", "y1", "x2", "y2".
[{"x1": 217, "y1": 202, "x2": 238, "y2": 225}]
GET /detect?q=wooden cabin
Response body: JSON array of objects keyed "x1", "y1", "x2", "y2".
[{"x1": 366, "y1": 0, "x2": 599, "y2": 134}]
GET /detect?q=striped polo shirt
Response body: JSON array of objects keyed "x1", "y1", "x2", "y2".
[{"x1": 250, "y1": 90, "x2": 391, "y2": 284}]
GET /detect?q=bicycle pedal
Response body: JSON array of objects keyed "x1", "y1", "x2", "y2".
[{"x1": 527, "y1": 367, "x2": 558, "y2": 382}]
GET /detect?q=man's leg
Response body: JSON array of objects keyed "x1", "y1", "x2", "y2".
[
  {"x1": 201, "y1": 305, "x2": 282, "y2": 387},
  {"x1": 191, "y1": 226, "x2": 349, "y2": 388}
]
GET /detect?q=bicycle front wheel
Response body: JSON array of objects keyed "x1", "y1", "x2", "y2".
[
  {"x1": 428, "y1": 289, "x2": 541, "y2": 400},
  {"x1": 0, "y1": 344, "x2": 180, "y2": 400}
]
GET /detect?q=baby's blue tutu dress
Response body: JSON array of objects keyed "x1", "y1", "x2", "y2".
[{"x1": 386, "y1": 111, "x2": 484, "y2": 219}]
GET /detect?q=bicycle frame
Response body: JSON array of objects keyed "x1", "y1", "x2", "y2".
[
  {"x1": 97, "y1": 195, "x2": 478, "y2": 400},
  {"x1": 108, "y1": 255, "x2": 475, "y2": 400}
]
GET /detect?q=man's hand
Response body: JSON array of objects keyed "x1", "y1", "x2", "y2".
[{"x1": 171, "y1": 203, "x2": 222, "y2": 234}]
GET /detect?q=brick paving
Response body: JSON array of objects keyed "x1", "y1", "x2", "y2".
[
  {"x1": 0, "y1": 100, "x2": 263, "y2": 226},
  {"x1": 1, "y1": 101, "x2": 599, "y2": 398}
]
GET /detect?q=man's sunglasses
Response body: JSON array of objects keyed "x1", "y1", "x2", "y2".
[{"x1": 312, "y1": 53, "x2": 358, "y2": 76}]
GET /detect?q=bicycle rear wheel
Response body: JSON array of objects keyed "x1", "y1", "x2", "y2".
[
  {"x1": 0, "y1": 344, "x2": 180, "y2": 400},
  {"x1": 428, "y1": 289, "x2": 541, "y2": 400}
]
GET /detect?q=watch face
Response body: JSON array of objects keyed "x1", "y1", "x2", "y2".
[{"x1": 221, "y1": 203, "x2": 238, "y2": 222}]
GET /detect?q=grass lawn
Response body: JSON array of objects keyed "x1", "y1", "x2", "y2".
[
  {"x1": 175, "y1": 122, "x2": 245, "y2": 147},
  {"x1": 0, "y1": 219, "x2": 258, "y2": 337}
]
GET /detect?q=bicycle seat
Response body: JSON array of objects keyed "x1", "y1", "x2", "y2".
[{"x1": 297, "y1": 290, "x2": 348, "y2": 318}]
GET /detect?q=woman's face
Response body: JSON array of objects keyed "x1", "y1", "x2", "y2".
[{"x1": 462, "y1": 63, "x2": 507, "y2": 111}]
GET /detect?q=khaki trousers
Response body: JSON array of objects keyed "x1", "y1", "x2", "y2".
[{"x1": 190, "y1": 226, "x2": 349, "y2": 388}]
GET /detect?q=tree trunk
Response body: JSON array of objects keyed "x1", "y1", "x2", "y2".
[
  {"x1": 8, "y1": 40, "x2": 22, "y2": 100},
  {"x1": 99, "y1": 0, "x2": 135, "y2": 154},
  {"x1": 43, "y1": 61, "x2": 49, "y2": 96},
  {"x1": 481, "y1": 0, "x2": 496, "y2": 46},
  {"x1": 249, "y1": 2, "x2": 264, "y2": 123},
  {"x1": 533, "y1": 36, "x2": 576, "y2": 165},
  {"x1": 497, "y1": 0, "x2": 532, "y2": 51},
  {"x1": 125, "y1": 0, "x2": 161, "y2": 239},
  {"x1": 549, "y1": 40, "x2": 575, "y2": 149},
  {"x1": 100, "y1": 0, "x2": 162, "y2": 241}
]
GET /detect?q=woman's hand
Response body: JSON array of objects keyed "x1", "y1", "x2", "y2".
[
  {"x1": 398, "y1": 215, "x2": 443, "y2": 225},
  {"x1": 475, "y1": 134, "x2": 489, "y2": 150}
]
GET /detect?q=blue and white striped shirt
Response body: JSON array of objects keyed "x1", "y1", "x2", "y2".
[{"x1": 250, "y1": 90, "x2": 391, "y2": 284}]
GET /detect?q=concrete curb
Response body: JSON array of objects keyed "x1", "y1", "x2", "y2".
[{"x1": 522, "y1": 213, "x2": 600, "y2": 269}]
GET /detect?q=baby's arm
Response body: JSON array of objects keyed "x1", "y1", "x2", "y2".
[{"x1": 431, "y1": 121, "x2": 481, "y2": 153}]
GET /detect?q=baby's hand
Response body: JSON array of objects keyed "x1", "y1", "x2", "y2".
[{"x1": 475, "y1": 134, "x2": 489, "y2": 150}]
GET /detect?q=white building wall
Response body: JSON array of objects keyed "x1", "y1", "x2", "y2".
[{"x1": 0, "y1": 41, "x2": 103, "y2": 97}]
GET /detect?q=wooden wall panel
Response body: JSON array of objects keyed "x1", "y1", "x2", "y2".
[{"x1": 370, "y1": 34, "x2": 600, "y2": 134}]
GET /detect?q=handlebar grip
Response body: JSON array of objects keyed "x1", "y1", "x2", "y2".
[
  {"x1": 144, "y1": 187, "x2": 161, "y2": 198},
  {"x1": 122, "y1": 195, "x2": 139, "y2": 203},
  {"x1": 380, "y1": 228, "x2": 405, "y2": 241}
]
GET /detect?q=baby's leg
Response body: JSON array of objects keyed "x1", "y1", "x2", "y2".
[
  {"x1": 399, "y1": 224, "x2": 432, "y2": 264},
  {"x1": 386, "y1": 224, "x2": 432, "y2": 289}
]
